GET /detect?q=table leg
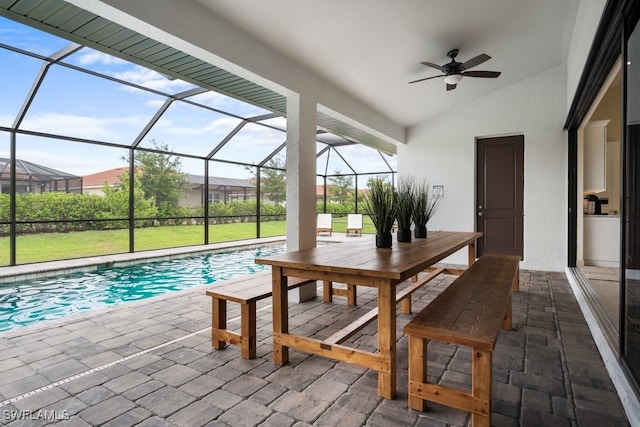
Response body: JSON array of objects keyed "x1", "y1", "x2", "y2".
[
  {"x1": 377, "y1": 281, "x2": 396, "y2": 399},
  {"x1": 323, "y1": 280, "x2": 333, "y2": 302},
  {"x1": 211, "y1": 297, "x2": 226, "y2": 350},
  {"x1": 272, "y1": 266, "x2": 289, "y2": 364},
  {"x1": 468, "y1": 241, "x2": 477, "y2": 266}
]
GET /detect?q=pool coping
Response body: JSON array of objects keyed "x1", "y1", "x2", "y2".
[
  {"x1": 0, "y1": 235, "x2": 351, "y2": 334},
  {"x1": 0, "y1": 236, "x2": 288, "y2": 283},
  {"x1": 0, "y1": 234, "x2": 354, "y2": 283}
]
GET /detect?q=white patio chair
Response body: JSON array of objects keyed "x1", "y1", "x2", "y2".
[
  {"x1": 346, "y1": 214, "x2": 363, "y2": 237},
  {"x1": 316, "y1": 213, "x2": 333, "y2": 236}
]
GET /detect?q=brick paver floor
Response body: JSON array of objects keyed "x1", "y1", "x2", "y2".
[{"x1": 0, "y1": 268, "x2": 630, "y2": 426}]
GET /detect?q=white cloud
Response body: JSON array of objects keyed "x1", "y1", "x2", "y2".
[
  {"x1": 76, "y1": 49, "x2": 127, "y2": 66},
  {"x1": 19, "y1": 112, "x2": 147, "y2": 141},
  {"x1": 73, "y1": 50, "x2": 194, "y2": 96},
  {"x1": 11, "y1": 148, "x2": 124, "y2": 176},
  {"x1": 329, "y1": 144, "x2": 397, "y2": 174},
  {"x1": 259, "y1": 116, "x2": 286, "y2": 129},
  {"x1": 146, "y1": 99, "x2": 166, "y2": 109},
  {"x1": 114, "y1": 66, "x2": 192, "y2": 93},
  {"x1": 190, "y1": 91, "x2": 233, "y2": 108},
  {"x1": 188, "y1": 91, "x2": 270, "y2": 116},
  {"x1": 0, "y1": 114, "x2": 15, "y2": 128},
  {"x1": 155, "y1": 116, "x2": 242, "y2": 137}
]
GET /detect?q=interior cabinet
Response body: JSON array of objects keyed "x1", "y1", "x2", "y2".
[
  {"x1": 583, "y1": 215, "x2": 620, "y2": 267},
  {"x1": 583, "y1": 120, "x2": 610, "y2": 192},
  {"x1": 606, "y1": 140, "x2": 621, "y2": 213}
]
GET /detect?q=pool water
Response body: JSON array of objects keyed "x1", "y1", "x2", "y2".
[{"x1": 0, "y1": 244, "x2": 285, "y2": 332}]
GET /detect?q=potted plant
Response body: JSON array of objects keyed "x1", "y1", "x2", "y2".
[
  {"x1": 412, "y1": 180, "x2": 442, "y2": 238},
  {"x1": 363, "y1": 178, "x2": 397, "y2": 248},
  {"x1": 395, "y1": 178, "x2": 415, "y2": 242}
]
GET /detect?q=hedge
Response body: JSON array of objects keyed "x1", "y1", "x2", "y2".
[{"x1": 0, "y1": 193, "x2": 286, "y2": 235}]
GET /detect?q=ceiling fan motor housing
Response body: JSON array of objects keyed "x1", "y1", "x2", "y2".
[
  {"x1": 408, "y1": 49, "x2": 500, "y2": 89},
  {"x1": 444, "y1": 49, "x2": 463, "y2": 75}
]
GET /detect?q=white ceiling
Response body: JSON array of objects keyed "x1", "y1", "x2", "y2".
[{"x1": 197, "y1": 0, "x2": 580, "y2": 128}]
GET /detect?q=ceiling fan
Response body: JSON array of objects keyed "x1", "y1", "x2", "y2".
[{"x1": 409, "y1": 49, "x2": 501, "y2": 91}]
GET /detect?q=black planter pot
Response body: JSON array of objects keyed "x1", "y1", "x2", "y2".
[
  {"x1": 414, "y1": 225, "x2": 427, "y2": 238},
  {"x1": 397, "y1": 227, "x2": 412, "y2": 242},
  {"x1": 375, "y1": 232, "x2": 393, "y2": 248}
]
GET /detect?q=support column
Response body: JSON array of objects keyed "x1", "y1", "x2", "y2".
[{"x1": 286, "y1": 93, "x2": 317, "y2": 302}]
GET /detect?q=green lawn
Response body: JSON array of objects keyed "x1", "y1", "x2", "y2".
[{"x1": 0, "y1": 215, "x2": 375, "y2": 265}]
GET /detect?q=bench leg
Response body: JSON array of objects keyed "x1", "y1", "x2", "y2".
[
  {"x1": 241, "y1": 302, "x2": 257, "y2": 359},
  {"x1": 212, "y1": 297, "x2": 227, "y2": 350},
  {"x1": 401, "y1": 295, "x2": 412, "y2": 315},
  {"x1": 513, "y1": 268, "x2": 520, "y2": 292},
  {"x1": 323, "y1": 280, "x2": 333, "y2": 302},
  {"x1": 408, "y1": 335, "x2": 427, "y2": 411},
  {"x1": 502, "y1": 294, "x2": 513, "y2": 330},
  {"x1": 472, "y1": 349, "x2": 492, "y2": 427}
]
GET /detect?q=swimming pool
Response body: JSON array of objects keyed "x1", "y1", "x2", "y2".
[{"x1": 0, "y1": 244, "x2": 285, "y2": 332}]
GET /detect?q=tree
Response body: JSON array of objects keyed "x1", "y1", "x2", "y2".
[
  {"x1": 247, "y1": 155, "x2": 286, "y2": 205},
  {"x1": 122, "y1": 140, "x2": 190, "y2": 217},
  {"x1": 102, "y1": 170, "x2": 158, "y2": 222},
  {"x1": 328, "y1": 170, "x2": 354, "y2": 204}
]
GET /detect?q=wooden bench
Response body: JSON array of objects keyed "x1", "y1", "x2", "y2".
[
  {"x1": 206, "y1": 271, "x2": 316, "y2": 359},
  {"x1": 403, "y1": 254, "x2": 520, "y2": 427}
]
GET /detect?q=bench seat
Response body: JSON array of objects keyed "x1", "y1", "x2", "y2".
[
  {"x1": 403, "y1": 254, "x2": 520, "y2": 427},
  {"x1": 206, "y1": 271, "x2": 316, "y2": 359}
]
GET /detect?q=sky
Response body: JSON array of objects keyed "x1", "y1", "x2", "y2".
[{"x1": 0, "y1": 16, "x2": 396, "y2": 184}]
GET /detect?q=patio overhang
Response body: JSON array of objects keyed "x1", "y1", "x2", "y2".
[{"x1": 0, "y1": 0, "x2": 402, "y2": 154}]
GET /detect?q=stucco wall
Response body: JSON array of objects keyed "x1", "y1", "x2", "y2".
[
  {"x1": 566, "y1": 0, "x2": 608, "y2": 114},
  {"x1": 400, "y1": 66, "x2": 567, "y2": 271}
]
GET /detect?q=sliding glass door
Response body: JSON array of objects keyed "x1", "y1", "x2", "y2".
[{"x1": 623, "y1": 16, "x2": 640, "y2": 384}]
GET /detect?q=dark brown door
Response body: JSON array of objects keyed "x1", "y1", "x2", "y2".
[{"x1": 476, "y1": 135, "x2": 524, "y2": 258}]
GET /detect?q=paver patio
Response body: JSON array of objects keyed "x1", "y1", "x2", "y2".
[{"x1": 0, "y1": 265, "x2": 630, "y2": 426}]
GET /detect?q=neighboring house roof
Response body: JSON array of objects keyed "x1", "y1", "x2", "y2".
[
  {"x1": 186, "y1": 174, "x2": 255, "y2": 189},
  {"x1": 0, "y1": 158, "x2": 80, "y2": 181},
  {"x1": 82, "y1": 169, "x2": 255, "y2": 191},
  {"x1": 82, "y1": 167, "x2": 128, "y2": 187}
]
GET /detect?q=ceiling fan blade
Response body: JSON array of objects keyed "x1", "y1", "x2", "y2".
[
  {"x1": 461, "y1": 53, "x2": 490, "y2": 70},
  {"x1": 446, "y1": 83, "x2": 457, "y2": 91},
  {"x1": 420, "y1": 61, "x2": 444, "y2": 71},
  {"x1": 408, "y1": 74, "x2": 444, "y2": 84},
  {"x1": 463, "y1": 70, "x2": 501, "y2": 78}
]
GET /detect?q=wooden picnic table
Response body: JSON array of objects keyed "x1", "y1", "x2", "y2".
[{"x1": 255, "y1": 230, "x2": 482, "y2": 399}]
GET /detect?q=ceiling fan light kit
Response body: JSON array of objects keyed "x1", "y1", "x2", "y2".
[
  {"x1": 443, "y1": 74, "x2": 463, "y2": 85},
  {"x1": 409, "y1": 48, "x2": 501, "y2": 91}
]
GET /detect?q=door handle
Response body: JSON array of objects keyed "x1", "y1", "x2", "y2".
[{"x1": 478, "y1": 212, "x2": 483, "y2": 216}]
